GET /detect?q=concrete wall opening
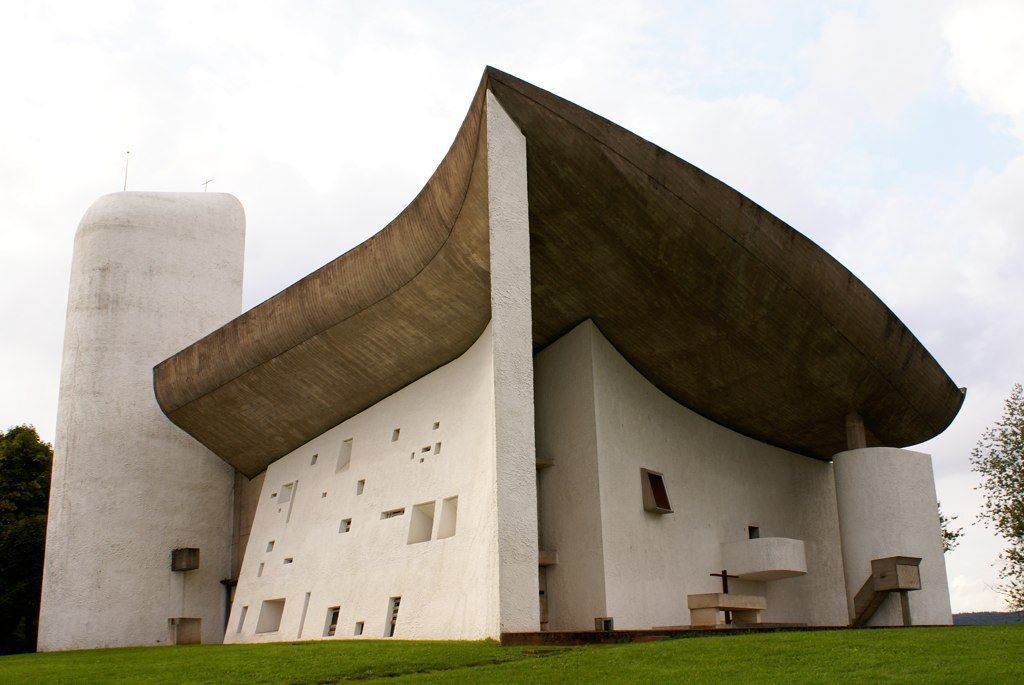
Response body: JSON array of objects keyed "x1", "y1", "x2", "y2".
[
  {"x1": 340, "y1": 518, "x2": 351, "y2": 533},
  {"x1": 337, "y1": 438, "x2": 353, "y2": 473},
  {"x1": 356, "y1": 479, "x2": 365, "y2": 495},
  {"x1": 257, "y1": 562, "x2": 264, "y2": 577},
  {"x1": 748, "y1": 525, "x2": 760, "y2": 539},
  {"x1": 437, "y1": 496, "x2": 458, "y2": 539},
  {"x1": 255, "y1": 599, "x2": 285, "y2": 633},
  {"x1": 297, "y1": 591, "x2": 311, "y2": 639},
  {"x1": 354, "y1": 621, "x2": 364, "y2": 636},
  {"x1": 381, "y1": 508, "x2": 405, "y2": 519},
  {"x1": 385, "y1": 596, "x2": 401, "y2": 637},
  {"x1": 236, "y1": 606, "x2": 248, "y2": 633},
  {"x1": 266, "y1": 540, "x2": 275, "y2": 552},
  {"x1": 391, "y1": 428, "x2": 400, "y2": 442},
  {"x1": 640, "y1": 468, "x2": 672, "y2": 514},
  {"x1": 407, "y1": 501, "x2": 435, "y2": 544},
  {"x1": 279, "y1": 482, "x2": 295, "y2": 504},
  {"x1": 310, "y1": 454, "x2": 318, "y2": 466},
  {"x1": 324, "y1": 606, "x2": 340, "y2": 636}
]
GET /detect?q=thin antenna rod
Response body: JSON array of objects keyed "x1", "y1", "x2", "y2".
[{"x1": 123, "y1": 151, "x2": 130, "y2": 192}]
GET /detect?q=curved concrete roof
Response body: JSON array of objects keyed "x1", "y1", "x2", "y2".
[{"x1": 154, "y1": 67, "x2": 964, "y2": 478}]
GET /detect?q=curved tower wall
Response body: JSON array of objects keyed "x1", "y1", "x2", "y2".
[
  {"x1": 833, "y1": 447, "x2": 953, "y2": 626},
  {"x1": 39, "y1": 192, "x2": 245, "y2": 650}
]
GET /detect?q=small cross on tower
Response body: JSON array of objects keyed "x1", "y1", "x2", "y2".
[
  {"x1": 710, "y1": 569, "x2": 739, "y2": 624},
  {"x1": 202, "y1": 178, "x2": 215, "y2": 192}
]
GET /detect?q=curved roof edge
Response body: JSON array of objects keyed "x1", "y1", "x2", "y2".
[{"x1": 154, "y1": 67, "x2": 964, "y2": 477}]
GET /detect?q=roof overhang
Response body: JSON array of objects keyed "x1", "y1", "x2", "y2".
[{"x1": 154, "y1": 67, "x2": 964, "y2": 478}]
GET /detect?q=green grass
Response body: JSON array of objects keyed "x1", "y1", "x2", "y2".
[{"x1": 2, "y1": 626, "x2": 1022, "y2": 684}]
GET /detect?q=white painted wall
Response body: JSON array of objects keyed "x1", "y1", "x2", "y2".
[
  {"x1": 535, "y1": 321, "x2": 851, "y2": 630},
  {"x1": 226, "y1": 324, "x2": 502, "y2": 642},
  {"x1": 39, "y1": 192, "x2": 245, "y2": 650},
  {"x1": 485, "y1": 90, "x2": 540, "y2": 635},
  {"x1": 833, "y1": 447, "x2": 953, "y2": 626}
]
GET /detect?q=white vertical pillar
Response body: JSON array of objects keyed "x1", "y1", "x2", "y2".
[{"x1": 486, "y1": 90, "x2": 540, "y2": 633}]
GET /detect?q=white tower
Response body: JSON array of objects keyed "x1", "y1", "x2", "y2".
[{"x1": 39, "y1": 192, "x2": 245, "y2": 650}]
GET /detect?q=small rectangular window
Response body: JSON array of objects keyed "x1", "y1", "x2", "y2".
[
  {"x1": 266, "y1": 540, "x2": 275, "y2": 552},
  {"x1": 434, "y1": 442, "x2": 442, "y2": 455},
  {"x1": 385, "y1": 597, "x2": 401, "y2": 637},
  {"x1": 324, "y1": 606, "x2": 340, "y2": 637},
  {"x1": 391, "y1": 428, "x2": 400, "y2": 442},
  {"x1": 310, "y1": 454, "x2": 318, "y2": 466},
  {"x1": 279, "y1": 482, "x2": 295, "y2": 504},
  {"x1": 321, "y1": 491, "x2": 328, "y2": 498},
  {"x1": 356, "y1": 479, "x2": 365, "y2": 495},
  {"x1": 640, "y1": 468, "x2": 672, "y2": 514},
  {"x1": 407, "y1": 501, "x2": 435, "y2": 544},
  {"x1": 354, "y1": 621, "x2": 364, "y2": 636},
  {"x1": 748, "y1": 526, "x2": 760, "y2": 540},
  {"x1": 337, "y1": 438, "x2": 353, "y2": 473},
  {"x1": 257, "y1": 562, "x2": 265, "y2": 577},
  {"x1": 283, "y1": 557, "x2": 293, "y2": 564},
  {"x1": 437, "y1": 496, "x2": 458, "y2": 539},
  {"x1": 236, "y1": 605, "x2": 248, "y2": 633},
  {"x1": 433, "y1": 421, "x2": 440, "y2": 430},
  {"x1": 340, "y1": 518, "x2": 352, "y2": 533},
  {"x1": 381, "y1": 508, "x2": 405, "y2": 519}
]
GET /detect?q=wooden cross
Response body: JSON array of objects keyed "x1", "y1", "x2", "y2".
[
  {"x1": 710, "y1": 569, "x2": 739, "y2": 624},
  {"x1": 710, "y1": 569, "x2": 738, "y2": 594},
  {"x1": 202, "y1": 178, "x2": 215, "y2": 192}
]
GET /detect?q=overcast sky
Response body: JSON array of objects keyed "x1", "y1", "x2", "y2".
[{"x1": 2, "y1": 0, "x2": 1022, "y2": 613}]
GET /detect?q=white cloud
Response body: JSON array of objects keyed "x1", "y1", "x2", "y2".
[{"x1": 946, "y1": 0, "x2": 1024, "y2": 138}]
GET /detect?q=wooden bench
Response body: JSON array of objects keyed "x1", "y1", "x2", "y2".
[{"x1": 687, "y1": 592, "x2": 767, "y2": 627}]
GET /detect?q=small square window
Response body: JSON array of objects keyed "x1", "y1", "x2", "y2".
[
  {"x1": 283, "y1": 557, "x2": 293, "y2": 564},
  {"x1": 748, "y1": 526, "x2": 760, "y2": 540},
  {"x1": 640, "y1": 468, "x2": 672, "y2": 514},
  {"x1": 433, "y1": 421, "x2": 440, "y2": 430},
  {"x1": 340, "y1": 518, "x2": 352, "y2": 533}
]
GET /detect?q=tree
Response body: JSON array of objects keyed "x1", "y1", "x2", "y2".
[
  {"x1": 0, "y1": 425, "x2": 52, "y2": 653},
  {"x1": 938, "y1": 501, "x2": 963, "y2": 553},
  {"x1": 970, "y1": 384, "x2": 1024, "y2": 611}
]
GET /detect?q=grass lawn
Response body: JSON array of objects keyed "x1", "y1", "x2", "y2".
[{"x1": 2, "y1": 626, "x2": 1022, "y2": 684}]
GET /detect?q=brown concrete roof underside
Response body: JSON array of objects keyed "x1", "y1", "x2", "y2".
[{"x1": 154, "y1": 67, "x2": 964, "y2": 478}]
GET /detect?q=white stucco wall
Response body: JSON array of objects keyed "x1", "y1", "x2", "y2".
[
  {"x1": 833, "y1": 447, "x2": 953, "y2": 626},
  {"x1": 535, "y1": 320, "x2": 850, "y2": 630},
  {"x1": 226, "y1": 324, "x2": 502, "y2": 642},
  {"x1": 39, "y1": 192, "x2": 245, "y2": 650},
  {"x1": 535, "y1": 319, "x2": 608, "y2": 629},
  {"x1": 485, "y1": 90, "x2": 540, "y2": 634}
]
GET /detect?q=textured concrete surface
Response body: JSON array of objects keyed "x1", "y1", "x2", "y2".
[
  {"x1": 154, "y1": 67, "x2": 963, "y2": 475},
  {"x1": 485, "y1": 91, "x2": 539, "y2": 634},
  {"x1": 722, "y1": 538, "x2": 808, "y2": 581},
  {"x1": 39, "y1": 192, "x2": 245, "y2": 650},
  {"x1": 226, "y1": 325, "x2": 501, "y2": 642},
  {"x1": 534, "y1": 321, "x2": 851, "y2": 630},
  {"x1": 833, "y1": 447, "x2": 953, "y2": 626}
]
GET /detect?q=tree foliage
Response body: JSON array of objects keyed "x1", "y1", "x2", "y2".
[
  {"x1": 970, "y1": 383, "x2": 1024, "y2": 611},
  {"x1": 0, "y1": 425, "x2": 52, "y2": 653},
  {"x1": 938, "y1": 501, "x2": 963, "y2": 553}
]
